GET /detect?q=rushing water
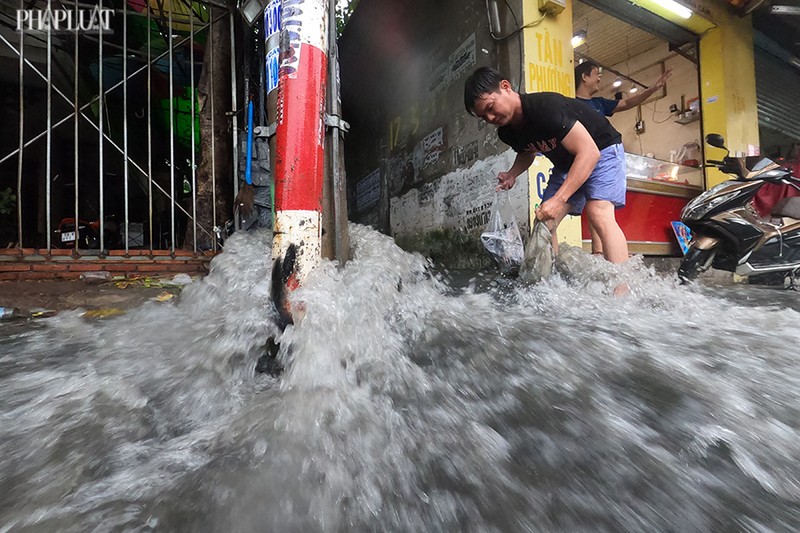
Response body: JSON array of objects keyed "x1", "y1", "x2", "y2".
[{"x1": 2, "y1": 225, "x2": 800, "y2": 532}]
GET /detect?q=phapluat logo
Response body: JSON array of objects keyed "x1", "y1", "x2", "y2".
[{"x1": 16, "y1": 5, "x2": 114, "y2": 34}]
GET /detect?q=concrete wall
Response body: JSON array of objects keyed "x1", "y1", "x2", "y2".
[{"x1": 339, "y1": 0, "x2": 528, "y2": 266}]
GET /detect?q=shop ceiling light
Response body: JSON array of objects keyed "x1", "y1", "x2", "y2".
[
  {"x1": 771, "y1": 5, "x2": 800, "y2": 15},
  {"x1": 656, "y1": 0, "x2": 693, "y2": 19},
  {"x1": 629, "y1": 85, "x2": 639, "y2": 93},
  {"x1": 571, "y1": 30, "x2": 587, "y2": 48},
  {"x1": 613, "y1": 78, "x2": 622, "y2": 88},
  {"x1": 238, "y1": 0, "x2": 269, "y2": 26}
]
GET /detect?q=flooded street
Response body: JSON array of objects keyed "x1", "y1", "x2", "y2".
[{"x1": 2, "y1": 225, "x2": 799, "y2": 532}]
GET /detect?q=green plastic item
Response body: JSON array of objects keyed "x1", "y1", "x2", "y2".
[{"x1": 159, "y1": 87, "x2": 200, "y2": 149}]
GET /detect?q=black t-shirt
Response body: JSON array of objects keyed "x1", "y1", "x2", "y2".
[{"x1": 498, "y1": 92, "x2": 622, "y2": 172}]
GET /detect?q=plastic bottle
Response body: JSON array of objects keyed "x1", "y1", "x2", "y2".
[{"x1": 0, "y1": 307, "x2": 21, "y2": 320}]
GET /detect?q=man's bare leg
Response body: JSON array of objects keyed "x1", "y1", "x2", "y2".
[
  {"x1": 589, "y1": 222, "x2": 603, "y2": 255},
  {"x1": 584, "y1": 200, "x2": 628, "y2": 264}
]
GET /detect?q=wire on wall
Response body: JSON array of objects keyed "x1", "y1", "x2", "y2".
[
  {"x1": 485, "y1": 0, "x2": 547, "y2": 92},
  {"x1": 486, "y1": 0, "x2": 547, "y2": 41},
  {"x1": 650, "y1": 97, "x2": 674, "y2": 124}
]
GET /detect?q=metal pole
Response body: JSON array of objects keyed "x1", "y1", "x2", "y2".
[
  {"x1": 169, "y1": 1, "x2": 175, "y2": 253},
  {"x1": 327, "y1": 0, "x2": 349, "y2": 265},
  {"x1": 265, "y1": 0, "x2": 281, "y2": 229},
  {"x1": 230, "y1": 11, "x2": 239, "y2": 231},
  {"x1": 16, "y1": 6, "x2": 23, "y2": 249},
  {"x1": 272, "y1": 0, "x2": 330, "y2": 323},
  {"x1": 99, "y1": 0, "x2": 105, "y2": 251},
  {"x1": 74, "y1": 0, "x2": 80, "y2": 253},
  {"x1": 123, "y1": 0, "x2": 129, "y2": 252},
  {"x1": 46, "y1": 0, "x2": 52, "y2": 252},
  {"x1": 190, "y1": 0, "x2": 197, "y2": 253},
  {"x1": 258, "y1": 18, "x2": 266, "y2": 127},
  {"x1": 210, "y1": 19, "x2": 217, "y2": 252},
  {"x1": 147, "y1": 0, "x2": 153, "y2": 253}
]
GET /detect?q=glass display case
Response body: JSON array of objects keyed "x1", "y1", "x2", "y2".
[{"x1": 625, "y1": 153, "x2": 703, "y2": 189}]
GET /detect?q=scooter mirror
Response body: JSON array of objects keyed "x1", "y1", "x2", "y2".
[{"x1": 705, "y1": 133, "x2": 727, "y2": 150}]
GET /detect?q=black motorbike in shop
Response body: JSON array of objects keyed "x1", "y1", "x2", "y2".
[{"x1": 678, "y1": 134, "x2": 800, "y2": 284}]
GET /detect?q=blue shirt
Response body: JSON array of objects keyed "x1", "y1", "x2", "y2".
[{"x1": 576, "y1": 96, "x2": 619, "y2": 117}]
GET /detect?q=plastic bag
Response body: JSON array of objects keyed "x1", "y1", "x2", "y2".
[
  {"x1": 519, "y1": 218, "x2": 553, "y2": 283},
  {"x1": 480, "y1": 191, "x2": 524, "y2": 275}
]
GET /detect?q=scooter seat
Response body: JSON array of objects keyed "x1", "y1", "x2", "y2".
[{"x1": 771, "y1": 196, "x2": 800, "y2": 219}]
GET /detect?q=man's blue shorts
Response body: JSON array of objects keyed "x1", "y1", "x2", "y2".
[{"x1": 542, "y1": 143, "x2": 626, "y2": 216}]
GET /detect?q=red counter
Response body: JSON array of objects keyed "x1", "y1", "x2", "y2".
[{"x1": 581, "y1": 178, "x2": 702, "y2": 255}]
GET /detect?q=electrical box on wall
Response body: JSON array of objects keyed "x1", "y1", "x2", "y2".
[{"x1": 538, "y1": 0, "x2": 566, "y2": 15}]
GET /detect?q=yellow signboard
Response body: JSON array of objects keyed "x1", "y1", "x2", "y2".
[{"x1": 521, "y1": 3, "x2": 581, "y2": 246}]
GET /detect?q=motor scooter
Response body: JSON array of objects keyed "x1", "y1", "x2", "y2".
[
  {"x1": 678, "y1": 133, "x2": 800, "y2": 284},
  {"x1": 54, "y1": 216, "x2": 120, "y2": 250}
]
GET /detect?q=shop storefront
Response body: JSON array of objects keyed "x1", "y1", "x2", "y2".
[
  {"x1": 571, "y1": 0, "x2": 705, "y2": 255},
  {"x1": 339, "y1": 0, "x2": 761, "y2": 265},
  {"x1": 521, "y1": 0, "x2": 760, "y2": 256},
  {"x1": 567, "y1": 1, "x2": 797, "y2": 265}
]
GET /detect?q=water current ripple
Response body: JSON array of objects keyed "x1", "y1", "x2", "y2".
[{"x1": 1, "y1": 225, "x2": 799, "y2": 532}]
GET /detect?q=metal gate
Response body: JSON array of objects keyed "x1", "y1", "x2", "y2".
[{"x1": 0, "y1": 0, "x2": 238, "y2": 256}]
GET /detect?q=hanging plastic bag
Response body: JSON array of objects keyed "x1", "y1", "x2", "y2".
[{"x1": 480, "y1": 191, "x2": 524, "y2": 275}]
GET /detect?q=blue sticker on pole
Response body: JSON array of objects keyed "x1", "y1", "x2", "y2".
[
  {"x1": 266, "y1": 47, "x2": 281, "y2": 93},
  {"x1": 265, "y1": 0, "x2": 281, "y2": 37},
  {"x1": 265, "y1": 0, "x2": 281, "y2": 94}
]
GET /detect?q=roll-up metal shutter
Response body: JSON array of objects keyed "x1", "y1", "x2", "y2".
[
  {"x1": 579, "y1": 0, "x2": 697, "y2": 47},
  {"x1": 755, "y1": 48, "x2": 800, "y2": 141}
]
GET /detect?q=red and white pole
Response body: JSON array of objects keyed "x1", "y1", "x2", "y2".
[{"x1": 271, "y1": 0, "x2": 329, "y2": 321}]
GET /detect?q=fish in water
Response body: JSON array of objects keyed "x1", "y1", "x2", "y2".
[
  {"x1": 519, "y1": 218, "x2": 554, "y2": 283},
  {"x1": 254, "y1": 243, "x2": 297, "y2": 377}
]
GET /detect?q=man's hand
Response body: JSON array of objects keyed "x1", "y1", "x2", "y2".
[
  {"x1": 615, "y1": 68, "x2": 673, "y2": 112},
  {"x1": 496, "y1": 172, "x2": 517, "y2": 191},
  {"x1": 653, "y1": 68, "x2": 673, "y2": 90},
  {"x1": 536, "y1": 197, "x2": 567, "y2": 222}
]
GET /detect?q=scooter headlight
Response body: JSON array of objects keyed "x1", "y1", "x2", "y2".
[{"x1": 682, "y1": 183, "x2": 748, "y2": 221}]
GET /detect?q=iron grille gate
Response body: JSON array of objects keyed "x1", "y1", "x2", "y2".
[{"x1": 0, "y1": 0, "x2": 239, "y2": 255}]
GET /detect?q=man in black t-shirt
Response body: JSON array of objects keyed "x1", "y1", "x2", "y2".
[{"x1": 464, "y1": 67, "x2": 629, "y2": 264}]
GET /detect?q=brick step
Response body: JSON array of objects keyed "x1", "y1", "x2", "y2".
[{"x1": 0, "y1": 251, "x2": 213, "y2": 281}]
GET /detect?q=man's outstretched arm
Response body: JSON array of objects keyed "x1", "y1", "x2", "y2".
[{"x1": 614, "y1": 68, "x2": 672, "y2": 113}]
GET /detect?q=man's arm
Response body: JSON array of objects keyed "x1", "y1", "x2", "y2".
[
  {"x1": 614, "y1": 68, "x2": 672, "y2": 113},
  {"x1": 537, "y1": 122, "x2": 600, "y2": 220},
  {"x1": 496, "y1": 151, "x2": 536, "y2": 190}
]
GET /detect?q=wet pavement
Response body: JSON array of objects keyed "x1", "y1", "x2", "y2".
[{"x1": 0, "y1": 276, "x2": 195, "y2": 317}]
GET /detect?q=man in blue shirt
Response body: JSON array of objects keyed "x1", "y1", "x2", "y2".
[
  {"x1": 575, "y1": 60, "x2": 671, "y2": 254},
  {"x1": 575, "y1": 60, "x2": 672, "y2": 117}
]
